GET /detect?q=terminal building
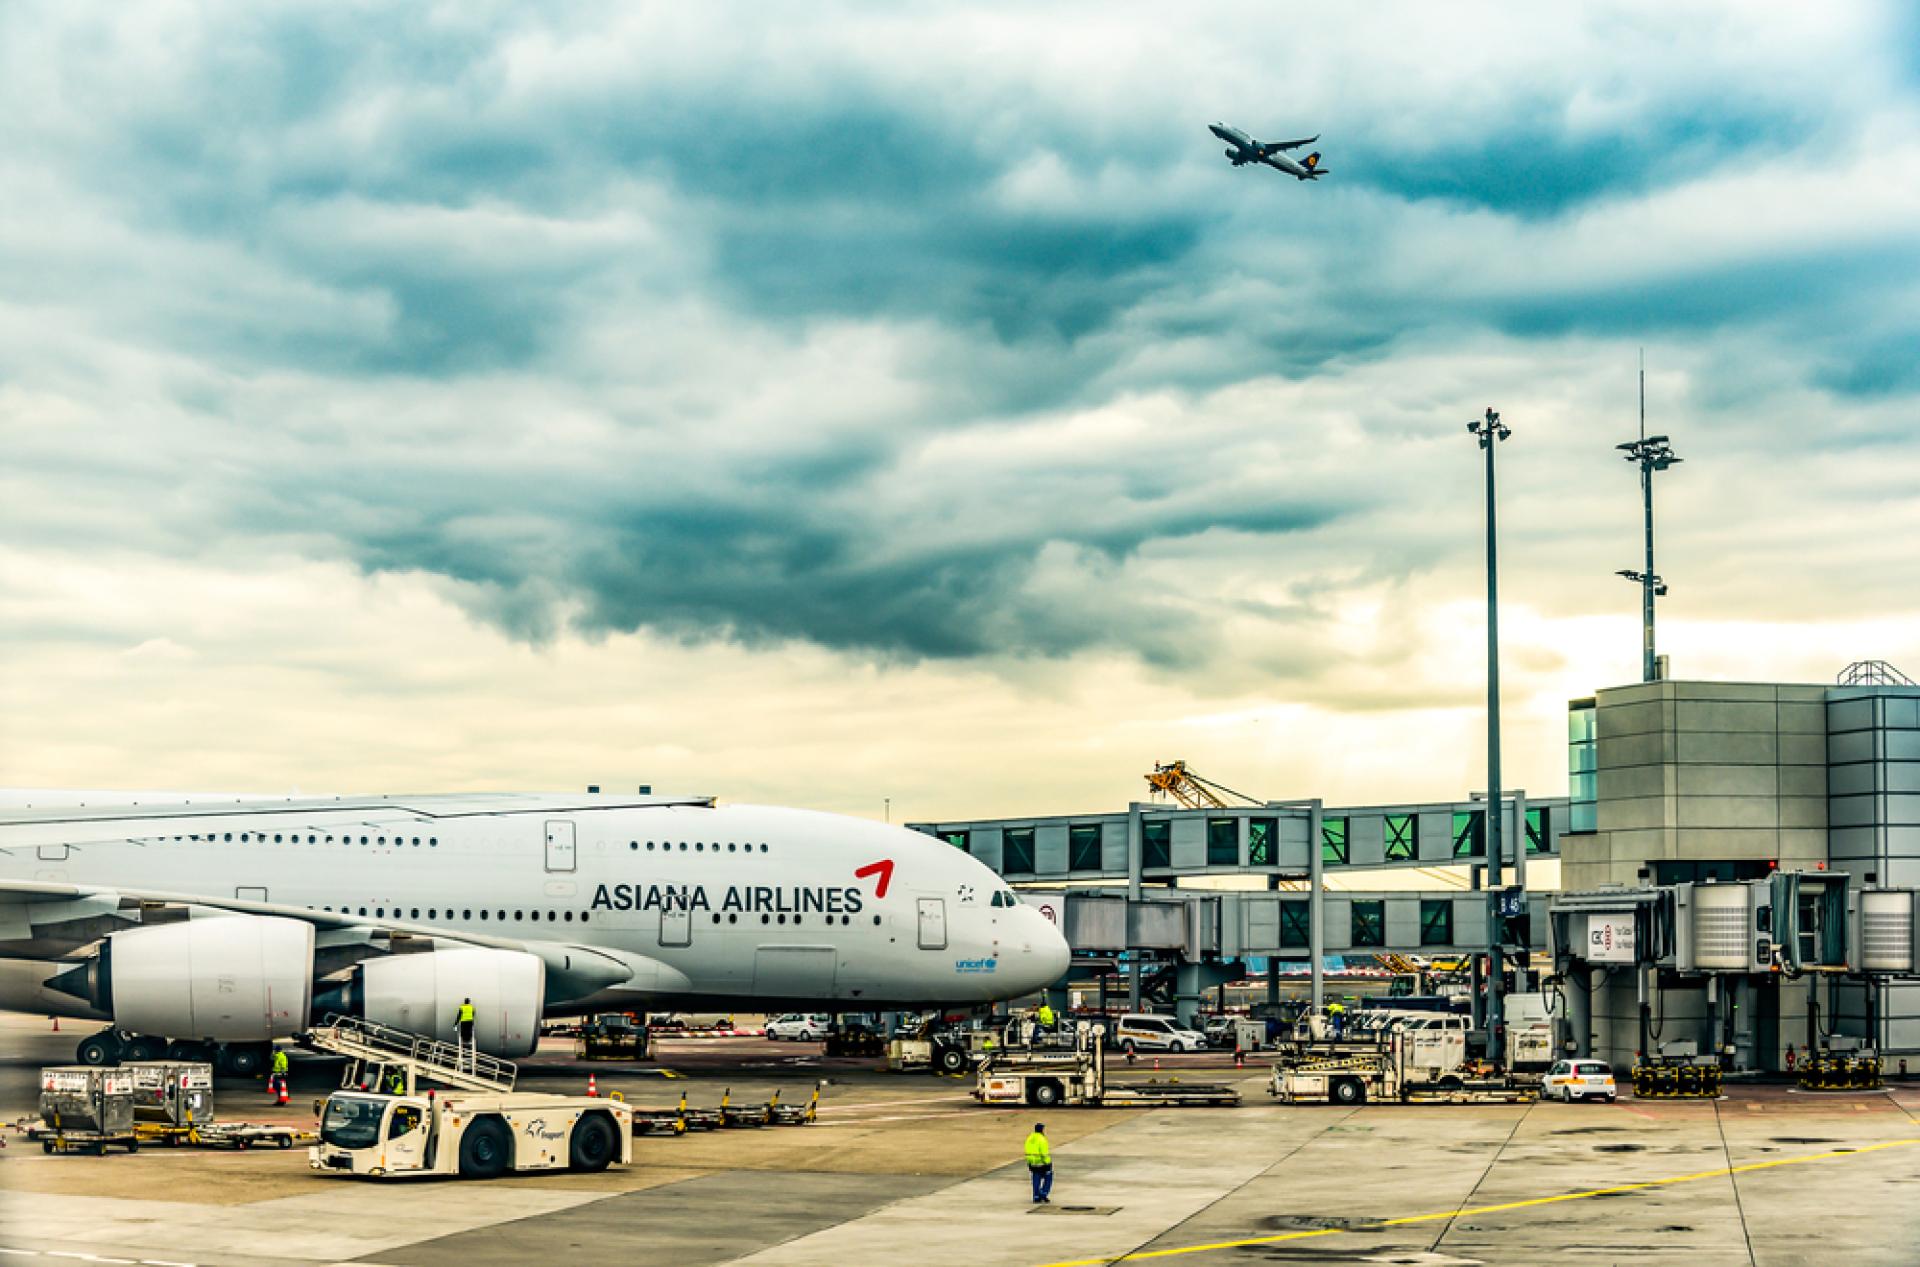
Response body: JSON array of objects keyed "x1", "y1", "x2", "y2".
[{"x1": 912, "y1": 665, "x2": 1920, "y2": 1073}]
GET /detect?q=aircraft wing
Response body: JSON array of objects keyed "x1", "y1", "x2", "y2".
[
  {"x1": 1260, "y1": 135, "x2": 1318, "y2": 153},
  {"x1": 0, "y1": 877, "x2": 642, "y2": 1005}
]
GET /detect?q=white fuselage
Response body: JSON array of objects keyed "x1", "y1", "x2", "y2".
[{"x1": 0, "y1": 798, "x2": 1071, "y2": 1019}]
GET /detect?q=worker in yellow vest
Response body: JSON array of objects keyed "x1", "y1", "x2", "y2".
[
  {"x1": 268, "y1": 1047, "x2": 290, "y2": 1105},
  {"x1": 456, "y1": 997, "x2": 476, "y2": 1068},
  {"x1": 1024, "y1": 1122, "x2": 1053, "y2": 1204}
]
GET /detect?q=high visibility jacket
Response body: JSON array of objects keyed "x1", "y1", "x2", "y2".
[
  {"x1": 388, "y1": 1072, "x2": 406, "y2": 1094},
  {"x1": 270, "y1": 1049, "x2": 288, "y2": 1075},
  {"x1": 1024, "y1": 1131, "x2": 1051, "y2": 1166},
  {"x1": 1036, "y1": 1006, "x2": 1056, "y2": 1027},
  {"x1": 458, "y1": 1003, "x2": 475, "y2": 1023}
]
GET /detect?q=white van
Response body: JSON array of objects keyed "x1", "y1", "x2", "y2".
[{"x1": 1111, "y1": 1014, "x2": 1207, "y2": 1054}]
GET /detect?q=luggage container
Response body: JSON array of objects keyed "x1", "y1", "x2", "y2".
[
  {"x1": 125, "y1": 1061, "x2": 215, "y2": 1127},
  {"x1": 35, "y1": 1066, "x2": 139, "y2": 1154}
]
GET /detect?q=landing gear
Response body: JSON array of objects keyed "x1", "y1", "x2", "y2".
[
  {"x1": 124, "y1": 1035, "x2": 167, "y2": 1062},
  {"x1": 220, "y1": 1043, "x2": 270, "y2": 1078}
]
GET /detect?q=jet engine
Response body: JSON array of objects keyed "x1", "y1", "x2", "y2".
[
  {"x1": 50, "y1": 914, "x2": 315, "y2": 1042},
  {"x1": 316, "y1": 947, "x2": 544, "y2": 1058}
]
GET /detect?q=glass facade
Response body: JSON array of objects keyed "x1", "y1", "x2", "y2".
[
  {"x1": 1384, "y1": 814, "x2": 1416, "y2": 861},
  {"x1": 1420, "y1": 899, "x2": 1453, "y2": 946},
  {"x1": 1451, "y1": 810, "x2": 1485, "y2": 859},
  {"x1": 1068, "y1": 824, "x2": 1102, "y2": 871},
  {"x1": 1568, "y1": 699, "x2": 1597, "y2": 832},
  {"x1": 1280, "y1": 900, "x2": 1311, "y2": 948},
  {"x1": 1143, "y1": 820, "x2": 1172, "y2": 869},
  {"x1": 1322, "y1": 816, "x2": 1348, "y2": 865},
  {"x1": 1207, "y1": 817, "x2": 1238, "y2": 866},
  {"x1": 1351, "y1": 900, "x2": 1385, "y2": 947},
  {"x1": 1248, "y1": 817, "x2": 1276, "y2": 866},
  {"x1": 1002, "y1": 828, "x2": 1035, "y2": 876}
]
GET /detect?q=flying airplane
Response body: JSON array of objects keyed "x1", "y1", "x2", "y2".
[
  {"x1": 1208, "y1": 122, "x2": 1328, "y2": 181},
  {"x1": 0, "y1": 791, "x2": 1072, "y2": 1067}
]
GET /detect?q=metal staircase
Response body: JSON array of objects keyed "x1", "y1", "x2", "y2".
[{"x1": 302, "y1": 1014, "x2": 517, "y2": 1094}]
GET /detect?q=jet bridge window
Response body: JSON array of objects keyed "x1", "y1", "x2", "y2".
[
  {"x1": 1351, "y1": 900, "x2": 1385, "y2": 948},
  {"x1": 1207, "y1": 818, "x2": 1238, "y2": 866},
  {"x1": 1249, "y1": 817, "x2": 1277, "y2": 866},
  {"x1": 1322, "y1": 817, "x2": 1348, "y2": 866},
  {"x1": 1451, "y1": 811, "x2": 1485, "y2": 859},
  {"x1": 1384, "y1": 815, "x2": 1417, "y2": 862},
  {"x1": 1002, "y1": 828, "x2": 1035, "y2": 877},
  {"x1": 1279, "y1": 900, "x2": 1311, "y2": 949},
  {"x1": 1143, "y1": 820, "x2": 1172, "y2": 869},
  {"x1": 1420, "y1": 899, "x2": 1454, "y2": 946},
  {"x1": 1068, "y1": 825, "x2": 1102, "y2": 871}
]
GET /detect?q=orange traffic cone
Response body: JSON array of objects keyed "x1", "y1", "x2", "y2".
[
  {"x1": 50, "y1": 1016, "x2": 59, "y2": 1033},
  {"x1": 587, "y1": 1072, "x2": 598, "y2": 1097},
  {"x1": 1234, "y1": 1048, "x2": 1244, "y2": 1069},
  {"x1": 1154, "y1": 1056, "x2": 1161, "y2": 1072}
]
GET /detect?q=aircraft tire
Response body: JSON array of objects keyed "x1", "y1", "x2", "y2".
[{"x1": 77, "y1": 1033, "x2": 121, "y2": 1066}]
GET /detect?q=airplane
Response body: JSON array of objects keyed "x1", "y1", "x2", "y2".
[
  {"x1": 1208, "y1": 122, "x2": 1328, "y2": 181},
  {"x1": 0, "y1": 790, "x2": 1072, "y2": 1068}
]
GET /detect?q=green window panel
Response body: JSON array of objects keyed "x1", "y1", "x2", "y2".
[
  {"x1": 942, "y1": 831, "x2": 970, "y2": 853},
  {"x1": 1524, "y1": 807, "x2": 1548, "y2": 853},
  {"x1": 1419, "y1": 899, "x2": 1453, "y2": 947},
  {"x1": 1248, "y1": 818, "x2": 1277, "y2": 867},
  {"x1": 1351, "y1": 900, "x2": 1385, "y2": 948},
  {"x1": 1321, "y1": 817, "x2": 1348, "y2": 866},
  {"x1": 1002, "y1": 828, "x2": 1035, "y2": 877},
  {"x1": 1143, "y1": 820, "x2": 1172, "y2": 870},
  {"x1": 1207, "y1": 817, "x2": 1238, "y2": 866},
  {"x1": 1451, "y1": 810, "x2": 1485, "y2": 859},
  {"x1": 1384, "y1": 814, "x2": 1417, "y2": 862},
  {"x1": 1068, "y1": 824, "x2": 1102, "y2": 871},
  {"x1": 1279, "y1": 900, "x2": 1311, "y2": 948}
]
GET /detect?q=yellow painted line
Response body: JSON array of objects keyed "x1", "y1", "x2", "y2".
[{"x1": 1036, "y1": 1137, "x2": 1920, "y2": 1267}]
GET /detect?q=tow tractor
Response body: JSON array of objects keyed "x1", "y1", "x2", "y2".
[
  {"x1": 974, "y1": 1022, "x2": 1241, "y2": 1109},
  {"x1": 304, "y1": 1016, "x2": 632, "y2": 1180}
]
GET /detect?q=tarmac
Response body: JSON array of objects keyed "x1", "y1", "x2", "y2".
[{"x1": 4, "y1": 1012, "x2": 1920, "y2": 1265}]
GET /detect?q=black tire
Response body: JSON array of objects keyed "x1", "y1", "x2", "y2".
[
  {"x1": 224, "y1": 1044, "x2": 267, "y2": 1078},
  {"x1": 77, "y1": 1035, "x2": 119, "y2": 1066},
  {"x1": 1030, "y1": 1080, "x2": 1064, "y2": 1108},
  {"x1": 569, "y1": 1113, "x2": 618, "y2": 1173},
  {"x1": 938, "y1": 1046, "x2": 969, "y2": 1075},
  {"x1": 1121, "y1": 1040, "x2": 1136, "y2": 1055},
  {"x1": 167, "y1": 1039, "x2": 212, "y2": 1062},
  {"x1": 1331, "y1": 1078, "x2": 1365, "y2": 1106},
  {"x1": 41, "y1": 1139, "x2": 53, "y2": 1154},
  {"x1": 1168, "y1": 1040, "x2": 1185, "y2": 1054},
  {"x1": 126, "y1": 1139, "x2": 139, "y2": 1154},
  {"x1": 459, "y1": 1117, "x2": 511, "y2": 1179},
  {"x1": 124, "y1": 1035, "x2": 167, "y2": 1063}
]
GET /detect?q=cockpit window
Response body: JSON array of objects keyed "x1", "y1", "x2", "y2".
[
  {"x1": 990, "y1": 892, "x2": 1004, "y2": 908},
  {"x1": 1003, "y1": 891, "x2": 1019, "y2": 907}
]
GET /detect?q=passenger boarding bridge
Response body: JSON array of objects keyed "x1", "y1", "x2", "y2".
[{"x1": 912, "y1": 796, "x2": 1564, "y2": 1023}]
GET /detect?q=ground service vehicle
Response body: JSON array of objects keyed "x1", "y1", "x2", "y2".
[
  {"x1": 1112, "y1": 1014, "x2": 1207, "y2": 1054},
  {"x1": 1269, "y1": 1023, "x2": 1531, "y2": 1106},
  {"x1": 975, "y1": 1023, "x2": 1239, "y2": 1109},
  {"x1": 1543, "y1": 1059, "x2": 1618, "y2": 1103},
  {"x1": 311, "y1": 1089, "x2": 632, "y2": 1179}
]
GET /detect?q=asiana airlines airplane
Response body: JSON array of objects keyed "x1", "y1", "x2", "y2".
[{"x1": 0, "y1": 790, "x2": 1071, "y2": 1068}]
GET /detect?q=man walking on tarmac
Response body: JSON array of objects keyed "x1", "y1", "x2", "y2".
[
  {"x1": 1025, "y1": 1122, "x2": 1053, "y2": 1204},
  {"x1": 267, "y1": 1046, "x2": 290, "y2": 1105},
  {"x1": 456, "y1": 996, "x2": 476, "y2": 1068}
]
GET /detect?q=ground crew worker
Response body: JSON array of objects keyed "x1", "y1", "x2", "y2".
[
  {"x1": 456, "y1": 996, "x2": 476, "y2": 1066},
  {"x1": 1328, "y1": 1001, "x2": 1347, "y2": 1039},
  {"x1": 1036, "y1": 1002, "x2": 1056, "y2": 1043},
  {"x1": 267, "y1": 1046, "x2": 290, "y2": 1105},
  {"x1": 386, "y1": 1066, "x2": 407, "y2": 1096},
  {"x1": 1024, "y1": 1122, "x2": 1053, "y2": 1204}
]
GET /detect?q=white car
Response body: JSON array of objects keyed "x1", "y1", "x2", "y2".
[
  {"x1": 1111, "y1": 1014, "x2": 1208, "y2": 1054},
  {"x1": 1543, "y1": 1059, "x2": 1618, "y2": 1103},
  {"x1": 765, "y1": 1014, "x2": 831, "y2": 1041}
]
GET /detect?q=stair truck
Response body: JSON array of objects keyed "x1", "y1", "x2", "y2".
[
  {"x1": 974, "y1": 1022, "x2": 1241, "y2": 1109},
  {"x1": 303, "y1": 1016, "x2": 632, "y2": 1180},
  {"x1": 1268, "y1": 1017, "x2": 1532, "y2": 1105}
]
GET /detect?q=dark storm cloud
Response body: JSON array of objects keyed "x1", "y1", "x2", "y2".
[{"x1": 4, "y1": 2, "x2": 1918, "y2": 670}]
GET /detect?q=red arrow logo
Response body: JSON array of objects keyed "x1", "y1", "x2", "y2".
[{"x1": 854, "y1": 859, "x2": 894, "y2": 899}]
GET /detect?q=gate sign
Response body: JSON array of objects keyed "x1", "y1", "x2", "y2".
[
  {"x1": 1587, "y1": 914, "x2": 1637, "y2": 964},
  {"x1": 1022, "y1": 891, "x2": 1065, "y2": 927}
]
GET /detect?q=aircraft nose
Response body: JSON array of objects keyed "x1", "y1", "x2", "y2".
[{"x1": 1016, "y1": 909, "x2": 1071, "y2": 991}]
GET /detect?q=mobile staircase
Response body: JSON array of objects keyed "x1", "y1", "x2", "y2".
[{"x1": 301, "y1": 1014, "x2": 517, "y2": 1095}]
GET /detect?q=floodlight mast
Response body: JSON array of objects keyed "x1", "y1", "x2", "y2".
[
  {"x1": 1467, "y1": 406, "x2": 1510, "y2": 1065},
  {"x1": 1617, "y1": 359, "x2": 1681, "y2": 682}
]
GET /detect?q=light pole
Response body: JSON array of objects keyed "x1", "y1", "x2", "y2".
[
  {"x1": 1616, "y1": 366, "x2": 1681, "y2": 682},
  {"x1": 1467, "y1": 406, "x2": 1510, "y2": 1065}
]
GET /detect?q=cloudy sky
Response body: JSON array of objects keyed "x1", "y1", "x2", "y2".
[{"x1": 3, "y1": 2, "x2": 1916, "y2": 822}]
